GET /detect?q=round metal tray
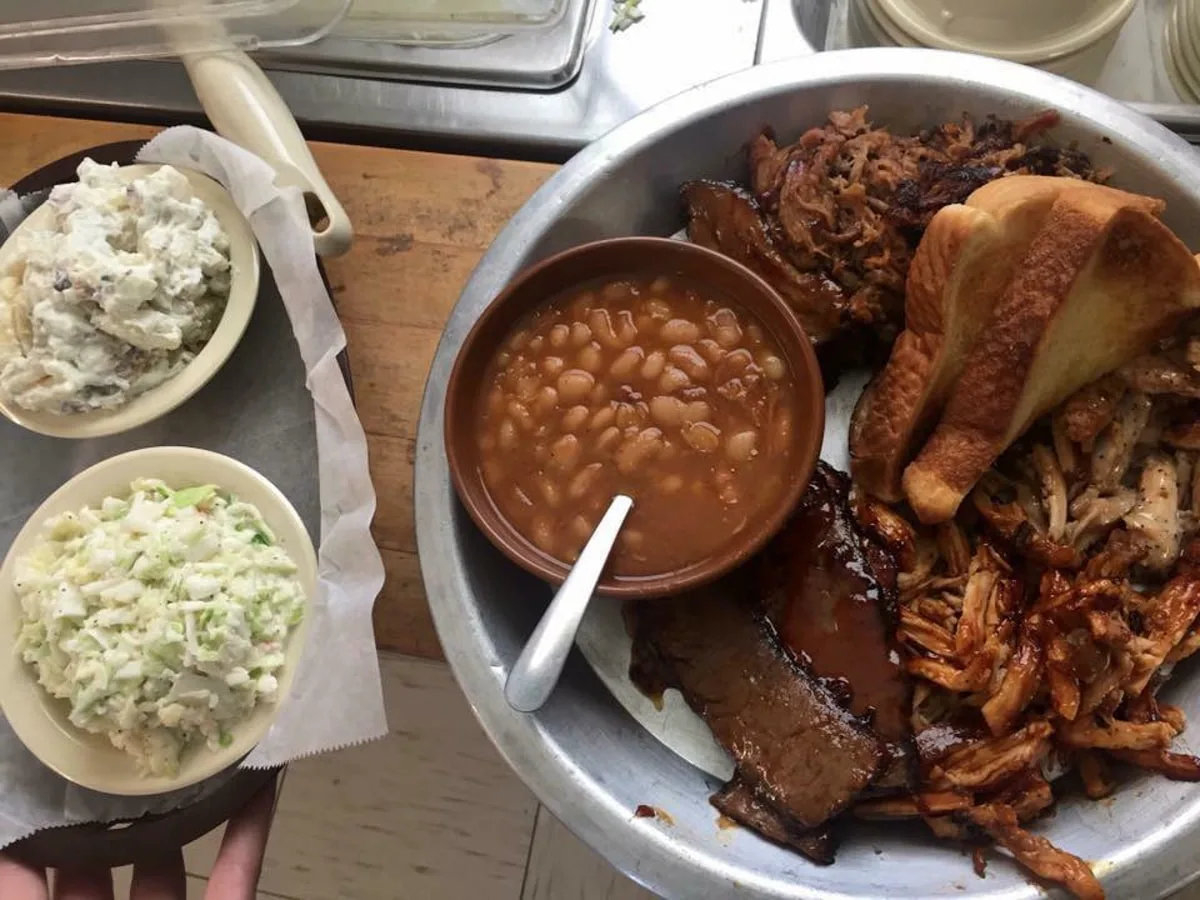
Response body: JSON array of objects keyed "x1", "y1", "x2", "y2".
[
  {"x1": 1, "y1": 141, "x2": 343, "y2": 869},
  {"x1": 415, "y1": 48, "x2": 1200, "y2": 900}
]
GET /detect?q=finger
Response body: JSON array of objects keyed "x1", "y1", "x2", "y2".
[
  {"x1": 52, "y1": 868, "x2": 113, "y2": 900},
  {"x1": 130, "y1": 849, "x2": 186, "y2": 900},
  {"x1": 205, "y1": 776, "x2": 278, "y2": 900},
  {"x1": 0, "y1": 853, "x2": 49, "y2": 900}
]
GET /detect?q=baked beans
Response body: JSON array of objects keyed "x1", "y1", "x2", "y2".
[{"x1": 474, "y1": 273, "x2": 802, "y2": 577}]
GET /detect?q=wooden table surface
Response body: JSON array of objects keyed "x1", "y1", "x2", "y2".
[{"x1": 0, "y1": 112, "x2": 557, "y2": 660}]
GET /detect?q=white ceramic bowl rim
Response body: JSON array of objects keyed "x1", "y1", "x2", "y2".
[
  {"x1": 871, "y1": 0, "x2": 1138, "y2": 62},
  {"x1": 1171, "y1": 0, "x2": 1200, "y2": 94},
  {"x1": 1166, "y1": 1, "x2": 1200, "y2": 102}
]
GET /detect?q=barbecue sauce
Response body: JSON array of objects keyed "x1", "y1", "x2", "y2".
[{"x1": 761, "y1": 463, "x2": 911, "y2": 745}]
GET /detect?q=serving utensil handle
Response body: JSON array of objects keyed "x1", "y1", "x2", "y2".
[
  {"x1": 505, "y1": 495, "x2": 634, "y2": 714},
  {"x1": 181, "y1": 47, "x2": 353, "y2": 258}
]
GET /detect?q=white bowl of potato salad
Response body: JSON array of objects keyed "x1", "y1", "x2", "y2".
[
  {"x1": 0, "y1": 446, "x2": 316, "y2": 796},
  {"x1": 0, "y1": 160, "x2": 260, "y2": 439}
]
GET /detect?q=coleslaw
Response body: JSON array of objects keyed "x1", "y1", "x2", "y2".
[{"x1": 12, "y1": 478, "x2": 306, "y2": 776}]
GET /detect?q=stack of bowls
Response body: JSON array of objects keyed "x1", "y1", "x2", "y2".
[
  {"x1": 847, "y1": 0, "x2": 1137, "y2": 87},
  {"x1": 1165, "y1": 0, "x2": 1200, "y2": 102}
]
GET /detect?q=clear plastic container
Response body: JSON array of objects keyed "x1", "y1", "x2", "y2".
[
  {"x1": 0, "y1": 0, "x2": 570, "y2": 68},
  {"x1": 330, "y1": 0, "x2": 569, "y2": 42},
  {"x1": 0, "y1": 0, "x2": 355, "y2": 69}
]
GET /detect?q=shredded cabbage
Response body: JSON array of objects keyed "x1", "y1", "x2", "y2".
[
  {"x1": 13, "y1": 478, "x2": 306, "y2": 776},
  {"x1": 611, "y1": 0, "x2": 645, "y2": 30}
]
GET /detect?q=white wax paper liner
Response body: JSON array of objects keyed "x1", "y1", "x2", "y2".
[
  {"x1": 137, "y1": 127, "x2": 389, "y2": 767},
  {"x1": 0, "y1": 128, "x2": 388, "y2": 848}
]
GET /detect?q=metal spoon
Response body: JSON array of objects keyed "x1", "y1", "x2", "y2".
[{"x1": 505, "y1": 495, "x2": 634, "y2": 713}]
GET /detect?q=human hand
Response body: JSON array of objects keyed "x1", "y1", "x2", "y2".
[{"x1": 0, "y1": 772, "x2": 278, "y2": 900}]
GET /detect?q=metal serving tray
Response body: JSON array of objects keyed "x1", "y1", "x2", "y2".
[{"x1": 416, "y1": 48, "x2": 1200, "y2": 900}]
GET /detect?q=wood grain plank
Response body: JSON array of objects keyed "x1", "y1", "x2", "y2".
[
  {"x1": 522, "y1": 806, "x2": 660, "y2": 900},
  {"x1": 186, "y1": 654, "x2": 537, "y2": 899},
  {"x1": 0, "y1": 114, "x2": 157, "y2": 186},
  {"x1": 368, "y1": 433, "x2": 416, "y2": 553},
  {"x1": 314, "y1": 151, "x2": 553, "y2": 246},
  {"x1": 375, "y1": 548, "x2": 442, "y2": 660},
  {"x1": 326, "y1": 237, "x2": 483, "y2": 333},
  {"x1": 345, "y1": 318, "x2": 443, "y2": 443},
  {"x1": 0, "y1": 113, "x2": 554, "y2": 659},
  {"x1": 0, "y1": 116, "x2": 554, "y2": 249}
]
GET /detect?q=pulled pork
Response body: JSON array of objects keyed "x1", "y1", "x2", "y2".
[{"x1": 685, "y1": 107, "x2": 1103, "y2": 349}]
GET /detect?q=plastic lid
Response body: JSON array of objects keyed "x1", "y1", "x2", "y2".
[
  {"x1": 0, "y1": 0, "x2": 353, "y2": 69},
  {"x1": 332, "y1": 0, "x2": 568, "y2": 40},
  {"x1": 0, "y1": 0, "x2": 572, "y2": 66}
]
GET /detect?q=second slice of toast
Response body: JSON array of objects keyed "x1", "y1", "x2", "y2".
[
  {"x1": 902, "y1": 183, "x2": 1200, "y2": 523},
  {"x1": 850, "y1": 176, "x2": 1149, "y2": 502}
]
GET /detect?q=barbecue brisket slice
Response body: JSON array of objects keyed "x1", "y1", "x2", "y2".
[
  {"x1": 759, "y1": 462, "x2": 916, "y2": 794},
  {"x1": 682, "y1": 180, "x2": 846, "y2": 344},
  {"x1": 712, "y1": 778, "x2": 834, "y2": 864},
  {"x1": 630, "y1": 579, "x2": 886, "y2": 857}
]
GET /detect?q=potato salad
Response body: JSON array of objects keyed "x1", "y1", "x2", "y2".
[
  {"x1": 0, "y1": 159, "x2": 231, "y2": 415},
  {"x1": 13, "y1": 479, "x2": 306, "y2": 776}
]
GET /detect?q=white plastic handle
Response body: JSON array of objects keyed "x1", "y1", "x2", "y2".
[{"x1": 182, "y1": 47, "x2": 353, "y2": 258}]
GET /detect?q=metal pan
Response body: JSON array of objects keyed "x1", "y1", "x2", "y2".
[{"x1": 415, "y1": 47, "x2": 1200, "y2": 900}]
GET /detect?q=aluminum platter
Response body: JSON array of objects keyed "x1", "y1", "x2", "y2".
[{"x1": 415, "y1": 48, "x2": 1200, "y2": 899}]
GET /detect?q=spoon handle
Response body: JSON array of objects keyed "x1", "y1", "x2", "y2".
[{"x1": 505, "y1": 495, "x2": 634, "y2": 713}]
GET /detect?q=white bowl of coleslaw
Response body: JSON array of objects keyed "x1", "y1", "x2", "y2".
[{"x1": 0, "y1": 446, "x2": 316, "y2": 796}]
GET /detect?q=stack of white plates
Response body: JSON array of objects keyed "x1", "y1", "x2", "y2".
[
  {"x1": 847, "y1": 0, "x2": 1138, "y2": 87},
  {"x1": 1165, "y1": 0, "x2": 1200, "y2": 102}
]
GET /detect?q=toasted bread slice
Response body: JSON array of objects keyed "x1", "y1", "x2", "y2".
[
  {"x1": 903, "y1": 183, "x2": 1200, "y2": 523},
  {"x1": 850, "y1": 180, "x2": 1063, "y2": 501},
  {"x1": 850, "y1": 176, "x2": 1149, "y2": 501}
]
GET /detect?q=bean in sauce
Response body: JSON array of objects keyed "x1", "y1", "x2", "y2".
[{"x1": 475, "y1": 273, "x2": 801, "y2": 577}]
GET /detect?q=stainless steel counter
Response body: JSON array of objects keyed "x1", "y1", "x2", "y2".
[
  {"x1": 2, "y1": 0, "x2": 1197, "y2": 158},
  {"x1": 0, "y1": 0, "x2": 769, "y2": 159}
]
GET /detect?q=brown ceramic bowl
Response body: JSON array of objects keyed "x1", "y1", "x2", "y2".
[{"x1": 444, "y1": 237, "x2": 825, "y2": 599}]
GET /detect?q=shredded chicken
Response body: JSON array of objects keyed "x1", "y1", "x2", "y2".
[
  {"x1": 851, "y1": 490, "x2": 920, "y2": 570},
  {"x1": 994, "y1": 768, "x2": 1056, "y2": 822},
  {"x1": 1091, "y1": 391, "x2": 1152, "y2": 491},
  {"x1": 1061, "y1": 374, "x2": 1127, "y2": 448},
  {"x1": 1124, "y1": 453, "x2": 1182, "y2": 572},
  {"x1": 1033, "y1": 444, "x2": 1069, "y2": 542},
  {"x1": 1111, "y1": 748, "x2": 1200, "y2": 780},
  {"x1": 981, "y1": 613, "x2": 1044, "y2": 736},
  {"x1": 1060, "y1": 717, "x2": 1177, "y2": 750},
  {"x1": 1068, "y1": 487, "x2": 1137, "y2": 552},
  {"x1": 971, "y1": 471, "x2": 1081, "y2": 568},
  {"x1": 1121, "y1": 354, "x2": 1200, "y2": 398},
  {"x1": 964, "y1": 804, "x2": 1105, "y2": 900},
  {"x1": 929, "y1": 722, "x2": 1053, "y2": 791},
  {"x1": 1078, "y1": 751, "x2": 1115, "y2": 799},
  {"x1": 853, "y1": 791, "x2": 973, "y2": 819},
  {"x1": 1126, "y1": 575, "x2": 1200, "y2": 695},
  {"x1": 853, "y1": 326, "x2": 1200, "y2": 900}
]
